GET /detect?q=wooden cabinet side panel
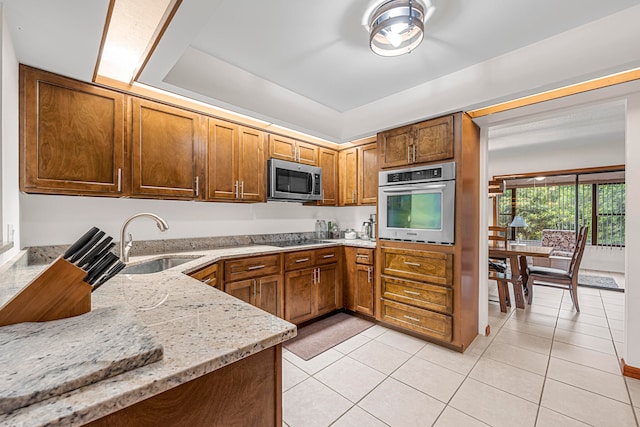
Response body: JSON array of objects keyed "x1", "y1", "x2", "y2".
[
  {"x1": 86, "y1": 346, "x2": 281, "y2": 427},
  {"x1": 21, "y1": 66, "x2": 125, "y2": 194},
  {"x1": 131, "y1": 99, "x2": 199, "y2": 198},
  {"x1": 206, "y1": 119, "x2": 238, "y2": 200},
  {"x1": 238, "y1": 127, "x2": 266, "y2": 201}
]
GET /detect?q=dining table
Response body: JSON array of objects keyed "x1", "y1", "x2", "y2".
[{"x1": 488, "y1": 243, "x2": 554, "y2": 310}]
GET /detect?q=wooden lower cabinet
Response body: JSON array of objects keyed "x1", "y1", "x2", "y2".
[
  {"x1": 355, "y1": 264, "x2": 374, "y2": 316},
  {"x1": 86, "y1": 345, "x2": 282, "y2": 427},
  {"x1": 381, "y1": 299, "x2": 453, "y2": 342},
  {"x1": 188, "y1": 262, "x2": 219, "y2": 289},
  {"x1": 225, "y1": 274, "x2": 280, "y2": 316},
  {"x1": 344, "y1": 247, "x2": 375, "y2": 316},
  {"x1": 284, "y1": 248, "x2": 339, "y2": 324}
]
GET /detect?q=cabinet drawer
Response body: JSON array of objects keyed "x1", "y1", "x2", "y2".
[
  {"x1": 190, "y1": 262, "x2": 219, "y2": 288},
  {"x1": 355, "y1": 248, "x2": 374, "y2": 265},
  {"x1": 381, "y1": 299, "x2": 453, "y2": 342},
  {"x1": 284, "y1": 250, "x2": 315, "y2": 271},
  {"x1": 381, "y1": 276, "x2": 452, "y2": 314},
  {"x1": 314, "y1": 247, "x2": 339, "y2": 266},
  {"x1": 381, "y1": 247, "x2": 452, "y2": 285},
  {"x1": 224, "y1": 254, "x2": 281, "y2": 282}
]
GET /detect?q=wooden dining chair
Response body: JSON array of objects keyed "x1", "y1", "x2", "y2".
[
  {"x1": 526, "y1": 226, "x2": 588, "y2": 312},
  {"x1": 488, "y1": 225, "x2": 511, "y2": 312}
]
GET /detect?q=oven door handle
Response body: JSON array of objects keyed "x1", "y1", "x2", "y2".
[{"x1": 381, "y1": 184, "x2": 446, "y2": 193}]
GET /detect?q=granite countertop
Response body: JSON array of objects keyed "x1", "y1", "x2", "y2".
[{"x1": 0, "y1": 238, "x2": 376, "y2": 426}]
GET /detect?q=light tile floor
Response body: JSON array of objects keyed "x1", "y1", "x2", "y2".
[{"x1": 282, "y1": 285, "x2": 639, "y2": 426}]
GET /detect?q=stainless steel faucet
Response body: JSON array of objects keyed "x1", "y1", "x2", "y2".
[{"x1": 119, "y1": 213, "x2": 169, "y2": 263}]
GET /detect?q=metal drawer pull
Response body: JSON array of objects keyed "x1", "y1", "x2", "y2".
[
  {"x1": 404, "y1": 315, "x2": 420, "y2": 322},
  {"x1": 403, "y1": 290, "x2": 420, "y2": 296},
  {"x1": 323, "y1": 254, "x2": 335, "y2": 258},
  {"x1": 295, "y1": 258, "x2": 310, "y2": 263},
  {"x1": 357, "y1": 254, "x2": 369, "y2": 259},
  {"x1": 203, "y1": 278, "x2": 213, "y2": 284},
  {"x1": 195, "y1": 176, "x2": 199, "y2": 197},
  {"x1": 117, "y1": 168, "x2": 122, "y2": 192},
  {"x1": 404, "y1": 261, "x2": 421, "y2": 266},
  {"x1": 247, "y1": 265, "x2": 265, "y2": 270}
]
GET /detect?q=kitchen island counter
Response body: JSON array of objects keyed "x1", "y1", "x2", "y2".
[{"x1": 0, "y1": 238, "x2": 376, "y2": 426}]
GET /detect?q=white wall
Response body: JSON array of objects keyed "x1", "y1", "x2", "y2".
[
  {"x1": 19, "y1": 193, "x2": 375, "y2": 247},
  {"x1": 624, "y1": 94, "x2": 640, "y2": 367},
  {"x1": 0, "y1": 5, "x2": 20, "y2": 265},
  {"x1": 488, "y1": 133, "x2": 626, "y2": 272}
]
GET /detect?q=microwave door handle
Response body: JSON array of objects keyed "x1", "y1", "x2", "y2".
[
  {"x1": 308, "y1": 173, "x2": 313, "y2": 193},
  {"x1": 382, "y1": 184, "x2": 447, "y2": 192}
]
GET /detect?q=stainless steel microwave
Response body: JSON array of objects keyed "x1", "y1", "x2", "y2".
[
  {"x1": 378, "y1": 162, "x2": 456, "y2": 244},
  {"x1": 267, "y1": 159, "x2": 323, "y2": 202}
]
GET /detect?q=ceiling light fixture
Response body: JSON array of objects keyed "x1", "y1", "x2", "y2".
[{"x1": 363, "y1": 0, "x2": 434, "y2": 57}]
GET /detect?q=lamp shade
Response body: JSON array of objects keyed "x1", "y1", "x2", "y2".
[{"x1": 509, "y1": 216, "x2": 527, "y2": 228}]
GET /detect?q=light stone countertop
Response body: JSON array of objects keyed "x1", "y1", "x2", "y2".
[{"x1": 0, "y1": 238, "x2": 376, "y2": 426}]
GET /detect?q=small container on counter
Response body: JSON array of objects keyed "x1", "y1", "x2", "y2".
[{"x1": 344, "y1": 229, "x2": 357, "y2": 239}]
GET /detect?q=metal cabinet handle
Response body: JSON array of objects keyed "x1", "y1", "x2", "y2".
[
  {"x1": 352, "y1": 190, "x2": 355, "y2": 203},
  {"x1": 407, "y1": 145, "x2": 411, "y2": 164},
  {"x1": 295, "y1": 258, "x2": 310, "y2": 263},
  {"x1": 317, "y1": 267, "x2": 320, "y2": 284},
  {"x1": 117, "y1": 168, "x2": 122, "y2": 192},
  {"x1": 403, "y1": 290, "x2": 420, "y2": 296},
  {"x1": 195, "y1": 176, "x2": 199, "y2": 197},
  {"x1": 404, "y1": 261, "x2": 421, "y2": 267},
  {"x1": 253, "y1": 279, "x2": 257, "y2": 301},
  {"x1": 203, "y1": 278, "x2": 213, "y2": 284},
  {"x1": 322, "y1": 254, "x2": 335, "y2": 259},
  {"x1": 357, "y1": 254, "x2": 369, "y2": 259},
  {"x1": 235, "y1": 180, "x2": 239, "y2": 198},
  {"x1": 404, "y1": 315, "x2": 420, "y2": 322},
  {"x1": 259, "y1": 279, "x2": 262, "y2": 298},
  {"x1": 247, "y1": 264, "x2": 265, "y2": 270},
  {"x1": 412, "y1": 144, "x2": 416, "y2": 163},
  {"x1": 240, "y1": 181, "x2": 244, "y2": 199},
  {"x1": 367, "y1": 267, "x2": 372, "y2": 283}
]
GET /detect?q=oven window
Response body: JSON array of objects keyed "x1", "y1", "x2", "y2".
[
  {"x1": 275, "y1": 168, "x2": 311, "y2": 194},
  {"x1": 387, "y1": 193, "x2": 442, "y2": 230}
]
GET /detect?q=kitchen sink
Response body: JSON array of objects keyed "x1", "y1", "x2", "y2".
[{"x1": 121, "y1": 255, "x2": 203, "y2": 274}]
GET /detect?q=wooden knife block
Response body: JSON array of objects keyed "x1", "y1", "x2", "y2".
[{"x1": 0, "y1": 257, "x2": 91, "y2": 327}]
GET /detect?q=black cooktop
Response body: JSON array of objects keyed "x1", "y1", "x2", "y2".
[{"x1": 263, "y1": 240, "x2": 326, "y2": 248}]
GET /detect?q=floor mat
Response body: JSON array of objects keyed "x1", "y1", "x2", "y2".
[
  {"x1": 283, "y1": 312, "x2": 374, "y2": 360},
  {"x1": 578, "y1": 274, "x2": 623, "y2": 292}
]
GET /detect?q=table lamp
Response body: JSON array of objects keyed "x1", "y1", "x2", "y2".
[{"x1": 509, "y1": 215, "x2": 527, "y2": 245}]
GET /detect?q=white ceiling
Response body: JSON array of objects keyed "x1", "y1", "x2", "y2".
[{"x1": 3, "y1": 0, "x2": 640, "y2": 143}]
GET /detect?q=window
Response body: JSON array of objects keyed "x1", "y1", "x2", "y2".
[{"x1": 495, "y1": 169, "x2": 624, "y2": 246}]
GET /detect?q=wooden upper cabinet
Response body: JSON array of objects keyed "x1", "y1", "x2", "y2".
[
  {"x1": 358, "y1": 143, "x2": 378, "y2": 205},
  {"x1": 413, "y1": 115, "x2": 454, "y2": 164},
  {"x1": 206, "y1": 119, "x2": 238, "y2": 201},
  {"x1": 268, "y1": 134, "x2": 318, "y2": 165},
  {"x1": 206, "y1": 119, "x2": 265, "y2": 202},
  {"x1": 339, "y1": 148, "x2": 358, "y2": 206},
  {"x1": 20, "y1": 65, "x2": 125, "y2": 195},
  {"x1": 237, "y1": 127, "x2": 265, "y2": 201},
  {"x1": 131, "y1": 98, "x2": 201, "y2": 199},
  {"x1": 378, "y1": 124, "x2": 412, "y2": 169},
  {"x1": 318, "y1": 148, "x2": 338, "y2": 206},
  {"x1": 378, "y1": 116, "x2": 454, "y2": 169}
]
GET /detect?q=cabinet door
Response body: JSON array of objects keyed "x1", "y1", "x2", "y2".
[
  {"x1": 358, "y1": 143, "x2": 378, "y2": 205},
  {"x1": 342, "y1": 248, "x2": 357, "y2": 311},
  {"x1": 20, "y1": 66, "x2": 125, "y2": 195},
  {"x1": 284, "y1": 269, "x2": 314, "y2": 324},
  {"x1": 257, "y1": 274, "x2": 280, "y2": 316},
  {"x1": 355, "y1": 265, "x2": 374, "y2": 316},
  {"x1": 316, "y1": 264, "x2": 338, "y2": 316},
  {"x1": 339, "y1": 148, "x2": 358, "y2": 206},
  {"x1": 237, "y1": 127, "x2": 265, "y2": 202},
  {"x1": 413, "y1": 115, "x2": 454, "y2": 164},
  {"x1": 296, "y1": 141, "x2": 318, "y2": 166},
  {"x1": 318, "y1": 148, "x2": 338, "y2": 206},
  {"x1": 268, "y1": 134, "x2": 296, "y2": 162},
  {"x1": 206, "y1": 119, "x2": 238, "y2": 200},
  {"x1": 131, "y1": 99, "x2": 200, "y2": 198},
  {"x1": 378, "y1": 124, "x2": 412, "y2": 169},
  {"x1": 225, "y1": 279, "x2": 255, "y2": 306}
]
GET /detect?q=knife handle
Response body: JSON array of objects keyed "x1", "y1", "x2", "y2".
[
  {"x1": 91, "y1": 262, "x2": 126, "y2": 292},
  {"x1": 69, "y1": 231, "x2": 106, "y2": 263},
  {"x1": 63, "y1": 227, "x2": 100, "y2": 259},
  {"x1": 85, "y1": 253, "x2": 118, "y2": 284},
  {"x1": 78, "y1": 239, "x2": 114, "y2": 269}
]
